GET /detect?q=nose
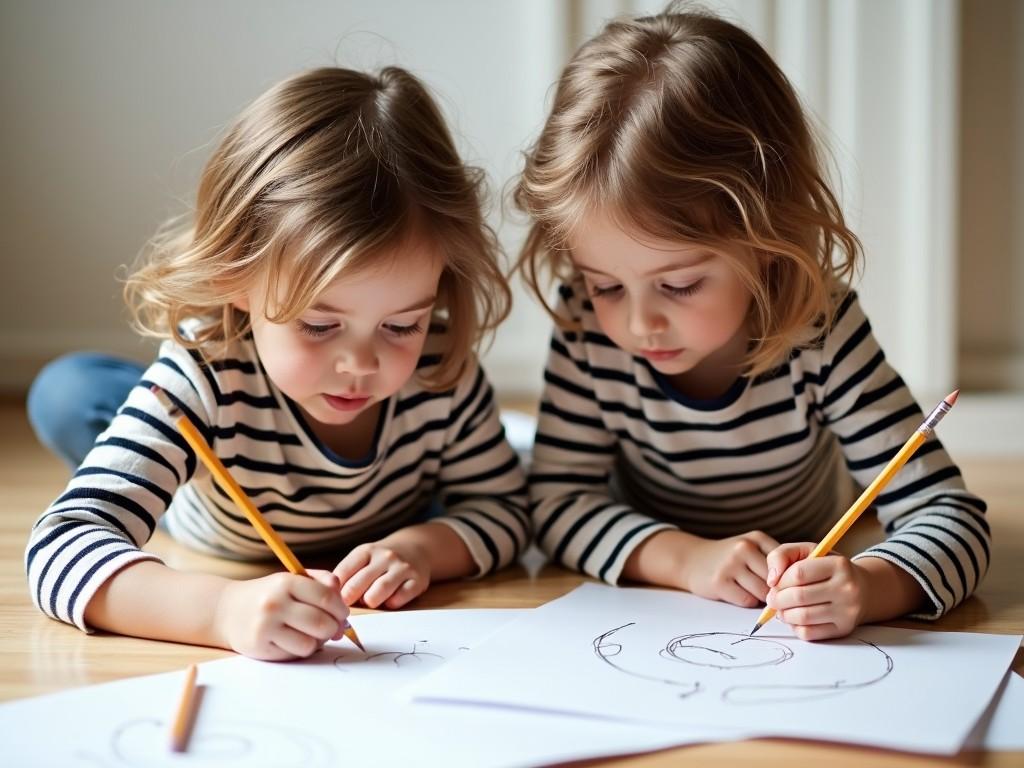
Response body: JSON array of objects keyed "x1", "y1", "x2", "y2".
[
  {"x1": 335, "y1": 339, "x2": 379, "y2": 376},
  {"x1": 627, "y1": 300, "x2": 668, "y2": 340}
]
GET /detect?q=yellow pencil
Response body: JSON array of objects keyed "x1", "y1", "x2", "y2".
[
  {"x1": 749, "y1": 388, "x2": 960, "y2": 636},
  {"x1": 151, "y1": 385, "x2": 364, "y2": 651},
  {"x1": 169, "y1": 663, "x2": 199, "y2": 752}
]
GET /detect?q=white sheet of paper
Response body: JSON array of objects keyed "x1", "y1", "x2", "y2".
[
  {"x1": 2, "y1": 608, "x2": 740, "y2": 767},
  {"x1": 967, "y1": 672, "x2": 1024, "y2": 751},
  {"x1": 411, "y1": 584, "x2": 1022, "y2": 754}
]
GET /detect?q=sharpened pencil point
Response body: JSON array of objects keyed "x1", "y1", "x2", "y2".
[
  {"x1": 344, "y1": 625, "x2": 365, "y2": 652},
  {"x1": 748, "y1": 622, "x2": 763, "y2": 637}
]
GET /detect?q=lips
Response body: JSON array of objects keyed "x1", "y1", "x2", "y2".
[
  {"x1": 323, "y1": 393, "x2": 371, "y2": 412},
  {"x1": 639, "y1": 348, "x2": 683, "y2": 362}
]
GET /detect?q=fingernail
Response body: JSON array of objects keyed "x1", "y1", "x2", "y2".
[{"x1": 767, "y1": 568, "x2": 777, "y2": 584}]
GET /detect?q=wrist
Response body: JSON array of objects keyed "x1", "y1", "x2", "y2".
[
  {"x1": 210, "y1": 579, "x2": 239, "y2": 650},
  {"x1": 852, "y1": 557, "x2": 927, "y2": 624},
  {"x1": 417, "y1": 521, "x2": 477, "y2": 580}
]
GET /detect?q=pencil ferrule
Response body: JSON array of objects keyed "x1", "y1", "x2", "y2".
[{"x1": 919, "y1": 400, "x2": 951, "y2": 435}]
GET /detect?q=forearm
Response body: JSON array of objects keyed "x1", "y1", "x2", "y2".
[
  {"x1": 854, "y1": 556, "x2": 928, "y2": 624},
  {"x1": 83, "y1": 560, "x2": 232, "y2": 649},
  {"x1": 621, "y1": 528, "x2": 700, "y2": 588},
  {"x1": 377, "y1": 522, "x2": 476, "y2": 582}
]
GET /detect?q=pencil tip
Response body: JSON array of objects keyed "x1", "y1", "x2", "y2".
[
  {"x1": 946, "y1": 388, "x2": 960, "y2": 406},
  {"x1": 748, "y1": 622, "x2": 762, "y2": 637},
  {"x1": 345, "y1": 626, "x2": 365, "y2": 652}
]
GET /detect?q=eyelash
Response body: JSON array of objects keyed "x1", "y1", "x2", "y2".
[
  {"x1": 298, "y1": 321, "x2": 335, "y2": 338},
  {"x1": 665, "y1": 280, "x2": 705, "y2": 297},
  {"x1": 385, "y1": 322, "x2": 423, "y2": 337},
  {"x1": 590, "y1": 280, "x2": 705, "y2": 298},
  {"x1": 296, "y1": 321, "x2": 423, "y2": 338}
]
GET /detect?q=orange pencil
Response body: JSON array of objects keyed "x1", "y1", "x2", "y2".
[
  {"x1": 151, "y1": 385, "x2": 364, "y2": 651},
  {"x1": 169, "y1": 663, "x2": 199, "y2": 752},
  {"x1": 749, "y1": 389, "x2": 961, "y2": 636}
]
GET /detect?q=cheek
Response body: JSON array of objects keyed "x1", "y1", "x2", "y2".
[
  {"x1": 255, "y1": 328, "x2": 321, "y2": 389},
  {"x1": 379, "y1": 340, "x2": 426, "y2": 386},
  {"x1": 703, "y1": 284, "x2": 751, "y2": 336},
  {"x1": 592, "y1": 302, "x2": 629, "y2": 341}
]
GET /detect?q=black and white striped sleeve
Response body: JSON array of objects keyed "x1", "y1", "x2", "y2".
[
  {"x1": 25, "y1": 342, "x2": 218, "y2": 631},
  {"x1": 530, "y1": 291, "x2": 675, "y2": 584},
  {"x1": 434, "y1": 359, "x2": 531, "y2": 575},
  {"x1": 816, "y1": 293, "x2": 990, "y2": 619}
]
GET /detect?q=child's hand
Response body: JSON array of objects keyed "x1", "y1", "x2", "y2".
[
  {"x1": 680, "y1": 531, "x2": 780, "y2": 608},
  {"x1": 215, "y1": 570, "x2": 350, "y2": 660},
  {"x1": 333, "y1": 538, "x2": 431, "y2": 610},
  {"x1": 765, "y1": 543, "x2": 868, "y2": 640}
]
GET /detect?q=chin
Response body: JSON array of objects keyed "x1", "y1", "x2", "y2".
[
  {"x1": 306, "y1": 402, "x2": 366, "y2": 426},
  {"x1": 648, "y1": 356, "x2": 697, "y2": 376}
]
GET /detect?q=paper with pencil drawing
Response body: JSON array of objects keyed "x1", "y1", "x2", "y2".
[
  {"x1": 1, "y1": 608, "x2": 733, "y2": 768},
  {"x1": 410, "y1": 584, "x2": 1023, "y2": 754}
]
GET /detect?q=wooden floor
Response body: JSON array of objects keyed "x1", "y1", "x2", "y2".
[{"x1": 1, "y1": 399, "x2": 1022, "y2": 766}]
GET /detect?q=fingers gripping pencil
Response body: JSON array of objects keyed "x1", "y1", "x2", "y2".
[
  {"x1": 151, "y1": 385, "x2": 364, "y2": 651},
  {"x1": 749, "y1": 389, "x2": 960, "y2": 636}
]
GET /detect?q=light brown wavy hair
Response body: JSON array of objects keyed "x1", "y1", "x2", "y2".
[
  {"x1": 515, "y1": 5, "x2": 862, "y2": 377},
  {"x1": 125, "y1": 66, "x2": 510, "y2": 390}
]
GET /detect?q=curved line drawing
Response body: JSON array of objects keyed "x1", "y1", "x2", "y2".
[
  {"x1": 76, "y1": 716, "x2": 336, "y2": 767},
  {"x1": 592, "y1": 625, "x2": 894, "y2": 706},
  {"x1": 335, "y1": 640, "x2": 444, "y2": 671},
  {"x1": 593, "y1": 623, "x2": 701, "y2": 699},
  {"x1": 721, "y1": 640, "x2": 894, "y2": 704},
  {"x1": 661, "y1": 632, "x2": 793, "y2": 670}
]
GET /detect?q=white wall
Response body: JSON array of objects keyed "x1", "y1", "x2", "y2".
[
  {"x1": 0, "y1": 0, "x2": 562, "y2": 393},
  {"x1": 1, "y1": 1, "x2": 1020, "y2": 454},
  {"x1": 959, "y1": 0, "x2": 1024, "y2": 392}
]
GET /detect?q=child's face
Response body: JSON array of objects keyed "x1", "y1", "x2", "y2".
[
  {"x1": 570, "y1": 214, "x2": 752, "y2": 380},
  {"x1": 240, "y1": 242, "x2": 444, "y2": 428}
]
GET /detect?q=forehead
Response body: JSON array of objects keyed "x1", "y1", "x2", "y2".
[
  {"x1": 311, "y1": 243, "x2": 444, "y2": 312},
  {"x1": 569, "y1": 213, "x2": 711, "y2": 272}
]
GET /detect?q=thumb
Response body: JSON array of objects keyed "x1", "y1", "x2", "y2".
[{"x1": 765, "y1": 542, "x2": 815, "y2": 587}]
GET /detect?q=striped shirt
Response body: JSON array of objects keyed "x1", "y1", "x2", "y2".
[
  {"x1": 531, "y1": 280, "x2": 989, "y2": 619},
  {"x1": 27, "y1": 332, "x2": 530, "y2": 632}
]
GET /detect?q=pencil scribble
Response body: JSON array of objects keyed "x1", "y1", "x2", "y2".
[
  {"x1": 661, "y1": 632, "x2": 793, "y2": 670},
  {"x1": 594, "y1": 623, "x2": 701, "y2": 699},
  {"x1": 333, "y1": 639, "x2": 445, "y2": 672},
  {"x1": 593, "y1": 623, "x2": 894, "y2": 705},
  {"x1": 76, "y1": 717, "x2": 335, "y2": 767},
  {"x1": 721, "y1": 641, "x2": 894, "y2": 704}
]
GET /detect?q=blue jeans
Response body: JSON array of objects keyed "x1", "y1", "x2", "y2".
[{"x1": 27, "y1": 352, "x2": 145, "y2": 469}]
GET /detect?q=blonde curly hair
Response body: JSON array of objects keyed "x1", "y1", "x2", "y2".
[
  {"x1": 126, "y1": 66, "x2": 510, "y2": 390},
  {"x1": 515, "y1": 6, "x2": 862, "y2": 377}
]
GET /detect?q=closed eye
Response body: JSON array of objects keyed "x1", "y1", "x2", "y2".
[
  {"x1": 297, "y1": 320, "x2": 337, "y2": 337},
  {"x1": 384, "y1": 321, "x2": 424, "y2": 337},
  {"x1": 664, "y1": 279, "x2": 704, "y2": 297},
  {"x1": 590, "y1": 284, "x2": 622, "y2": 298}
]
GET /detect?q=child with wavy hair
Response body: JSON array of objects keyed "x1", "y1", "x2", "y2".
[
  {"x1": 27, "y1": 66, "x2": 529, "y2": 660},
  {"x1": 516, "y1": 8, "x2": 988, "y2": 639}
]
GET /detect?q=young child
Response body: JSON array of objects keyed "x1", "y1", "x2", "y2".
[
  {"x1": 515, "y1": 9, "x2": 988, "y2": 640},
  {"x1": 26, "y1": 66, "x2": 529, "y2": 660}
]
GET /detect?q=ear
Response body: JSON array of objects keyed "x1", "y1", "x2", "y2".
[{"x1": 232, "y1": 295, "x2": 250, "y2": 312}]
